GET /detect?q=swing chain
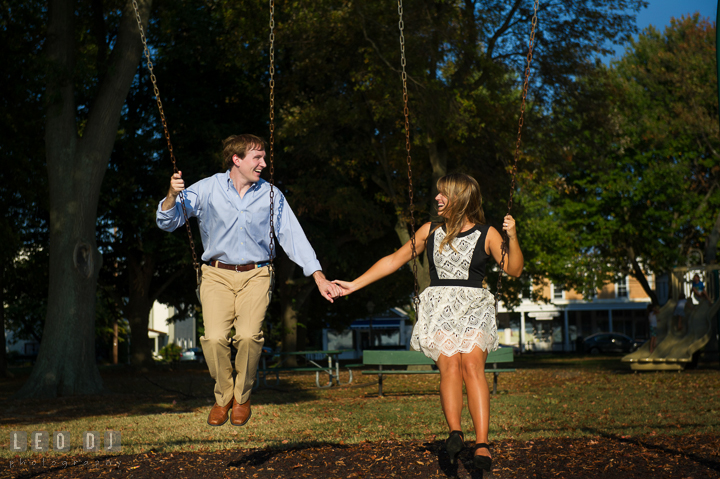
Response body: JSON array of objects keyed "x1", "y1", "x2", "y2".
[
  {"x1": 268, "y1": 0, "x2": 276, "y2": 264},
  {"x1": 397, "y1": 0, "x2": 420, "y2": 310},
  {"x1": 495, "y1": 0, "x2": 539, "y2": 313},
  {"x1": 132, "y1": 0, "x2": 200, "y2": 287}
]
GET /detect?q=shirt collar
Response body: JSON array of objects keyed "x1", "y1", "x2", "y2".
[
  {"x1": 225, "y1": 171, "x2": 266, "y2": 193},
  {"x1": 250, "y1": 178, "x2": 266, "y2": 192}
]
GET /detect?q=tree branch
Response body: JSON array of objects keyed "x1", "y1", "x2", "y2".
[
  {"x1": 628, "y1": 246, "x2": 658, "y2": 305},
  {"x1": 486, "y1": 0, "x2": 523, "y2": 59},
  {"x1": 149, "y1": 268, "x2": 186, "y2": 305},
  {"x1": 79, "y1": 0, "x2": 151, "y2": 174},
  {"x1": 45, "y1": 0, "x2": 79, "y2": 178},
  {"x1": 356, "y1": 10, "x2": 423, "y2": 89},
  {"x1": 91, "y1": 0, "x2": 108, "y2": 77}
]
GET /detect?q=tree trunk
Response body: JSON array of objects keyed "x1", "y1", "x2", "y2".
[
  {"x1": 277, "y1": 256, "x2": 316, "y2": 366},
  {"x1": 277, "y1": 256, "x2": 299, "y2": 366},
  {"x1": 629, "y1": 248, "x2": 659, "y2": 306},
  {"x1": 15, "y1": 0, "x2": 151, "y2": 398},
  {"x1": 112, "y1": 321, "x2": 119, "y2": 365},
  {"x1": 0, "y1": 265, "x2": 11, "y2": 378},
  {"x1": 126, "y1": 252, "x2": 156, "y2": 367},
  {"x1": 281, "y1": 299, "x2": 299, "y2": 366},
  {"x1": 393, "y1": 218, "x2": 430, "y2": 294},
  {"x1": 427, "y1": 138, "x2": 448, "y2": 204}
]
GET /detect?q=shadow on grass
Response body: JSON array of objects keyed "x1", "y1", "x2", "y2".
[
  {"x1": 0, "y1": 363, "x2": 355, "y2": 424},
  {"x1": 581, "y1": 427, "x2": 720, "y2": 473},
  {"x1": 514, "y1": 353, "x2": 631, "y2": 372},
  {"x1": 227, "y1": 439, "x2": 488, "y2": 478}
]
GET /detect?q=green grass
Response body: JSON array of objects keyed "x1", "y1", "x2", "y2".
[{"x1": 1, "y1": 357, "x2": 719, "y2": 458}]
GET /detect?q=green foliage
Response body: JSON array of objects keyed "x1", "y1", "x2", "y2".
[
  {"x1": 158, "y1": 343, "x2": 182, "y2": 362},
  {"x1": 0, "y1": 0, "x2": 49, "y2": 346},
  {"x1": 250, "y1": 0, "x2": 647, "y2": 310},
  {"x1": 3, "y1": 0, "x2": 651, "y2": 352},
  {"x1": 519, "y1": 14, "x2": 720, "y2": 297}
]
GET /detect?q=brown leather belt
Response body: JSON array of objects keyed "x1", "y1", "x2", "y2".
[{"x1": 210, "y1": 260, "x2": 265, "y2": 272}]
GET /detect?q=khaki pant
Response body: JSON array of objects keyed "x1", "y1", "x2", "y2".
[{"x1": 199, "y1": 264, "x2": 272, "y2": 406}]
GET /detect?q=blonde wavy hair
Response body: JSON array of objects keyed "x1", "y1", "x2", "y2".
[{"x1": 436, "y1": 173, "x2": 486, "y2": 253}]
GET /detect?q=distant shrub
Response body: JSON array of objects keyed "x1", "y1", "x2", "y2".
[{"x1": 159, "y1": 343, "x2": 183, "y2": 363}]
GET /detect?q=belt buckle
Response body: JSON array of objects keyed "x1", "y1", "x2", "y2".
[{"x1": 235, "y1": 264, "x2": 240, "y2": 272}]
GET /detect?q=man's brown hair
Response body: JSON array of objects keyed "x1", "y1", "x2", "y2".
[{"x1": 222, "y1": 134, "x2": 267, "y2": 169}]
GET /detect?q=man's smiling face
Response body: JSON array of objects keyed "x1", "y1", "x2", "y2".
[{"x1": 234, "y1": 148, "x2": 266, "y2": 184}]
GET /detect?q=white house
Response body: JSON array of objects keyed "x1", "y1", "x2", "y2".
[{"x1": 147, "y1": 302, "x2": 196, "y2": 357}]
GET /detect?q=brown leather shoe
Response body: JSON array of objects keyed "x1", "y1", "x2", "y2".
[
  {"x1": 231, "y1": 398, "x2": 252, "y2": 426},
  {"x1": 207, "y1": 399, "x2": 233, "y2": 426}
]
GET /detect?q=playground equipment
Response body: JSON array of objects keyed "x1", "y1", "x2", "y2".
[{"x1": 622, "y1": 264, "x2": 720, "y2": 371}]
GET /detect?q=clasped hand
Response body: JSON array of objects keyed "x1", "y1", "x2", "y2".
[{"x1": 329, "y1": 280, "x2": 354, "y2": 299}]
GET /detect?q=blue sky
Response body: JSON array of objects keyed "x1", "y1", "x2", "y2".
[
  {"x1": 603, "y1": 0, "x2": 716, "y2": 61},
  {"x1": 636, "y1": 0, "x2": 715, "y2": 31}
]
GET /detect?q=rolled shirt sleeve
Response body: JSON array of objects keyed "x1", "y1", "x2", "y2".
[
  {"x1": 156, "y1": 188, "x2": 199, "y2": 232},
  {"x1": 274, "y1": 192, "x2": 322, "y2": 277}
]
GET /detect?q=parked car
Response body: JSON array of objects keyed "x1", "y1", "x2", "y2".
[
  {"x1": 180, "y1": 347, "x2": 205, "y2": 364},
  {"x1": 583, "y1": 333, "x2": 641, "y2": 354}
]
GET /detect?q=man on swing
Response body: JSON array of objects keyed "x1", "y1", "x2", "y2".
[{"x1": 157, "y1": 134, "x2": 340, "y2": 426}]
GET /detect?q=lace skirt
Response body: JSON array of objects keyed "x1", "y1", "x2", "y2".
[{"x1": 410, "y1": 286, "x2": 499, "y2": 361}]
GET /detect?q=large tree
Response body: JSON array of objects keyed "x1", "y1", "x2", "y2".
[
  {"x1": 16, "y1": 0, "x2": 151, "y2": 398},
  {"x1": 269, "y1": 0, "x2": 646, "y2": 304},
  {"x1": 519, "y1": 14, "x2": 720, "y2": 303}
]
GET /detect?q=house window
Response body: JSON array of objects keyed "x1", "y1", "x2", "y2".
[
  {"x1": 617, "y1": 277, "x2": 628, "y2": 298},
  {"x1": 553, "y1": 284, "x2": 564, "y2": 300}
]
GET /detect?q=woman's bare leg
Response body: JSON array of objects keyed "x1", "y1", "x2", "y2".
[
  {"x1": 435, "y1": 354, "x2": 463, "y2": 432},
  {"x1": 461, "y1": 346, "x2": 491, "y2": 458}
]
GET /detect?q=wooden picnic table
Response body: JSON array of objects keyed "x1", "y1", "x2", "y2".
[{"x1": 255, "y1": 349, "x2": 352, "y2": 389}]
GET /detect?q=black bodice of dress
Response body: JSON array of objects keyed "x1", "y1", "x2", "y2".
[{"x1": 427, "y1": 223, "x2": 491, "y2": 289}]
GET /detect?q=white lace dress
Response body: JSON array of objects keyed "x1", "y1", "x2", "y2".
[{"x1": 410, "y1": 224, "x2": 499, "y2": 361}]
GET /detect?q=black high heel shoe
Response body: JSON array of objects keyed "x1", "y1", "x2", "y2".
[
  {"x1": 473, "y1": 443, "x2": 492, "y2": 471},
  {"x1": 445, "y1": 430, "x2": 464, "y2": 464}
]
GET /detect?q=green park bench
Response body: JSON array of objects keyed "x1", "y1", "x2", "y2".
[{"x1": 359, "y1": 347, "x2": 515, "y2": 397}]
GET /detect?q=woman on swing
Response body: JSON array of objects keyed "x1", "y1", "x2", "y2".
[{"x1": 334, "y1": 173, "x2": 523, "y2": 471}]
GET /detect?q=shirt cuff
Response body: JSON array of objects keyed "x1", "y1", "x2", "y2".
[
  {"x1": 156, "y1": 198, "x2": 176, "y2": 218},
  {"x1": 302, "y1": 260, "x2": 323, "y2": 277}
]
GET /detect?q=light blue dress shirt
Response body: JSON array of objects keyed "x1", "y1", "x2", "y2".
[{"x1": 156, "y1": 172, "x2": 322, "y2": 277}]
